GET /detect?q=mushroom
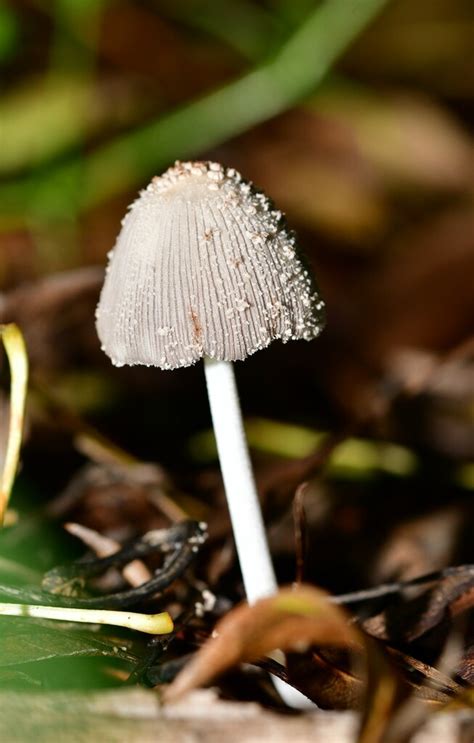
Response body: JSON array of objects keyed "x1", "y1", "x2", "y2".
[{"x1": 96, "y1": 161, "x2": 325, "y2": 701}]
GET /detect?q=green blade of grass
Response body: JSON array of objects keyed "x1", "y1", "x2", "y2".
[
  {"x1": 0, "y1": 0, "x2": 390, "y2": 226},
  {"x1": 0, "y1": 324, "x2": 28, "y2": 525}
]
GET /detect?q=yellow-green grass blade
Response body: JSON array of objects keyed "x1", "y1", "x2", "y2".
[{"x1": 0, "y1": 324, "x2": 28, "y2": 524}]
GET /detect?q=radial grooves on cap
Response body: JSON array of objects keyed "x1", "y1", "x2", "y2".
[
  {"x1": 96, "y1": 161, "x2": 325, "y2": 370},
  {"x1": 196, "y1": 202, "x2": 218, "y2": 350},
  {"x1": 220, "y1": 204, "x2": 270, "y2": 355}
]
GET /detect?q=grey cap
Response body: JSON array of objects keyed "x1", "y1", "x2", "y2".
[{"x1": 96, "y1": 161, "x2": 325, "y2": 370}]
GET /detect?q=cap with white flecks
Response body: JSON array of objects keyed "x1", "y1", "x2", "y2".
[{"x1": 96, "y1": 161, "x2": 325, "y2": 370}]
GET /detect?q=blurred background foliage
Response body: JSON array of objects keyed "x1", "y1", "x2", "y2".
[{"x1": 0, "y1": 0, "x2": 473, "y2": 601}]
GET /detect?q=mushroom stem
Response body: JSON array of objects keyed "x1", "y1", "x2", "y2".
[
  {"x1": 203, "y1": 358, "x2": 316, "y2": 709},
  {"x1": 203, "y1": 358, "x2": 276, "y2": 603}
]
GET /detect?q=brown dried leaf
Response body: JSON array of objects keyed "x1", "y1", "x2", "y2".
[
  {"x1": 456, "y1": 645, "x2": 474, "y2": 685},
  {"x1": 357, "y1": 637, "x2": 407, "y2": 743},
  {"x1": 363, "y1": 566, "x2": 474, "y2": 644},
  {"x1": 165, "y1": 584, "x2": 402, "y2": 743},
  {"x1": 164, "y1": 586, "x2": 406, "y2": 743},
  {"x1": 387, "y1": 647, "x2": 462, "y2": 702},
  {"x1": 286, "y1": 647, "x2": 364, "y2": 709},
  {"x1": 165, "y1": 585, "x2": 358, "y2": 702}
]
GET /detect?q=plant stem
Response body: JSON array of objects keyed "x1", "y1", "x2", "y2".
[
  {"x1": 0, "y1": 602, "x2": 173, "y2": 635},
  {"x1": 1, "y1": 0, "x2": 390, "y2": 225},
  {"x1": 0, "y1": 323, "x2": 28, "y2": 524},
  {"x1": 203, "y1": 358, "x2": 277, "y2": 604}
]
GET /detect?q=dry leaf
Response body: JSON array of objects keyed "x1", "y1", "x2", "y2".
[{"x1": 165, "y1": 585, "x2": 357, "y2": 701}]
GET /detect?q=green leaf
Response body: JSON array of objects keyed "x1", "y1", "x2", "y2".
[{"x1": 0, "y1": 622, "x2": 138, "y2": 667}]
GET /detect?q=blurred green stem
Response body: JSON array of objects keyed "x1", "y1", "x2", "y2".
[
  {"x1": 35, "y1": 0, "x2": 108, "y2": 268},
  {"x1": 49, "y1": 0, "x2": 106, "y2": 74},
  {"x1": 1, "y1": 0, "x2": 389, "y2": 225}
]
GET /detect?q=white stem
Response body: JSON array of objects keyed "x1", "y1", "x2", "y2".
[
  {"x1": 0, "y1": 602, "x2": 173, "y2": 635},
  {"x1": 203, "y1": 358, "x2": 317, "y2": 710},
  {"x1": 204, "y1": 358, "x2": 276, "y2": 603}
]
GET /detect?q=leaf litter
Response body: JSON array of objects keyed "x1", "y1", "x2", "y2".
[{"x1": 0, "y1": 301, "x2": 473, "y2": 739}]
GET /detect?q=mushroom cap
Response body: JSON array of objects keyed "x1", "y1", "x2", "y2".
[{"x1": 96, "y1": 161, "x2": 325, "y2": 370}]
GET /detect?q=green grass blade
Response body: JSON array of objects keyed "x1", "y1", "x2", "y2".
[
  {"x1": 0, "y1": 324, "x2": 28, "y2": 524},
  {"x1": 0, "y1": 0, "x2": 390, "y2": 225}
]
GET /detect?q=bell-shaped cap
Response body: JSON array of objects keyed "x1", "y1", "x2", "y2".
[{"x1": 96, "y1": 161, "x2": 325, "y2": 369}]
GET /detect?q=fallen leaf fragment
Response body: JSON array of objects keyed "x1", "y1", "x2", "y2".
[{"x1": 165, "y1": 585, "x2": 367, "y2": 703}]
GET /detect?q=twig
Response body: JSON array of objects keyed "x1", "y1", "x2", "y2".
[
  {"x1": 65, "y1": 522, "x2": 152, "y2": 587},
  {"x1": 0, "y1": 520, "x2": 208, "y2": 609},
  {"x1": 332, "y1": 564, "x2": 474, "y2": 606},
  {"x1": 292, "y1": 482, "x2": 308, "y2": 584}
]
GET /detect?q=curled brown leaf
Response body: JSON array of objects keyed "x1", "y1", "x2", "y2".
[{"x1": 164, "y1": 586, "x2": 357, "y2": 702}]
